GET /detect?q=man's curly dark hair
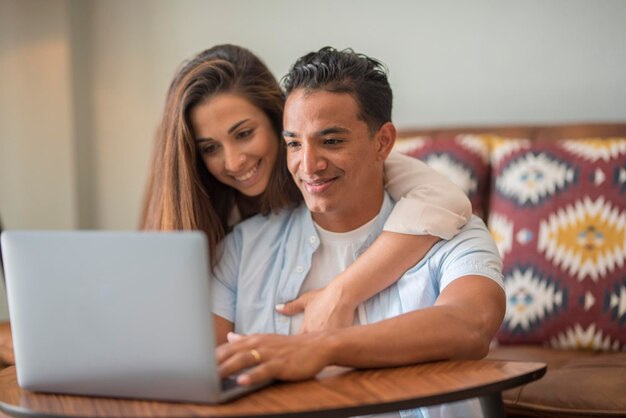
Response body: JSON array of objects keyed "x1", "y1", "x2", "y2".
[{"x1": 281, "y1": 47, "x2": 393, "y2": 134}]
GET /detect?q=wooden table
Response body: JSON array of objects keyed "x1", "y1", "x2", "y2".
[{"x1": 0, "y1": 360, "x2": 546, "y2": 418}]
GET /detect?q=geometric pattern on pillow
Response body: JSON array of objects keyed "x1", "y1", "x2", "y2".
[
  {"x1": 394, "y1": 134, "x2": 492, "y2": 218},
  {"x1": 491, "y1": 137, "x2": 626, "y2": 351}
]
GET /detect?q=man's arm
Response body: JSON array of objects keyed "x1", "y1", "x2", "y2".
[
  {"x1": 217, "y1": 275, "x2": 505, "y2": 385},
  {"x1": 214, "y1": 315, "x2": 234, "y2": 346}
]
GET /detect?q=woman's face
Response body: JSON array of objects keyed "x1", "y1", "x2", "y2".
[{"x1": 190, "y1": 93, "x2": 279, "y2": 197}]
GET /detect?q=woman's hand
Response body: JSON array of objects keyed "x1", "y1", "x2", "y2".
[{"x1": 275, "y1": 283, "x2": 358, "y2": 333}]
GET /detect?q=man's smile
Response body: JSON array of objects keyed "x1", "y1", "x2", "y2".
[{"x1": 300, "y1": 176, "x2": 338, "y2": 194}]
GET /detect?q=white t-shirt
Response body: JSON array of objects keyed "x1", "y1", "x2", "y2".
[{"x1": 288, "y1": 215, "x2": 379, "y2": 334}]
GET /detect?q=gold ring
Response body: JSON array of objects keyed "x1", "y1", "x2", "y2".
[{"x1": 249, "y1": 348, "x2": 261, "y2": 364}]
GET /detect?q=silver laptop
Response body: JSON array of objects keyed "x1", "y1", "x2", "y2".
[{"x1": 0, "y1": 230, "x2": 266, "y2": 403}]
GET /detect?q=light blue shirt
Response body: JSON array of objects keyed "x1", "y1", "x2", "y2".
[
  {"x1": 211, "y1": 193, "x2": 503, "y2": 418},
  {"x1": 212, "y1": 193, "x2": 502, "y2": 331}
]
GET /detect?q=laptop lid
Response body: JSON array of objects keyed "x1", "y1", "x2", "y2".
[{"x1": 0, "y1": 230, "x2": 256, "y2": 403}]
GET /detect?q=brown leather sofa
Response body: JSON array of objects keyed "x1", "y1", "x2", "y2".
[
  {"x1": 0, "y1": 218, "x2": 13, "y2": 369},
  {"x1": 397, "y1": 122, "x2": 626, "y2": 418},
  {"x1": 0, "y1": 323, "x2": 12, "y2": 370}
]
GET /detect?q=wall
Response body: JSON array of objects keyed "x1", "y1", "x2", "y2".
[
  {"x1": 0, "y1": 0, "x2": 77, "y2": 230},
  {"x1": 88, "y1": 0, "x2": 626, "y2": 230},
  {"x1": 0, "y1": 0, "x2": 77, "y2": 320},
  {"x1": 1, "y1": 0, "x2": 626, "y2": 320}
]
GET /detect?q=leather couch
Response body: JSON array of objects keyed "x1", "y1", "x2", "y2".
[
  {"x1": 0, "y1": 323, "x2": 12, "y2": 370},
  {"x1": 396, "y1": 122, "x2": 626, "y2": 418}
]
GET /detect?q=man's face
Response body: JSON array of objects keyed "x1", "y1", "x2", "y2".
[{"x1": 283, "y1": 89, "x2": 393, "y2": 232}]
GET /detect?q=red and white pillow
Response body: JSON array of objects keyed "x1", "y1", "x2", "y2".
[{"x1": 490, "y1": 137, "x2": 626, "y2": 350}]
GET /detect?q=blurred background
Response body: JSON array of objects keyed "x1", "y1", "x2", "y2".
[{"x1": 1, "y1": 0, "x2": 625, "y2": 319}]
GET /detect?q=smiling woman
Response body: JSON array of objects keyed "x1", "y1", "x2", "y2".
[
  {"x1": 191, "y1": 94, "x2": 278, "y2": 199},
  {"x1": 141, "y1": 45, "x2": 301, "y2": 265}
]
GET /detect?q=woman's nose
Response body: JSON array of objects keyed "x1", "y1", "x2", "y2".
[{"x1": 223, "y1": 147, "x2": 245, "y2": 172}]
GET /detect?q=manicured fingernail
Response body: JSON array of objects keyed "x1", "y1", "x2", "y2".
[
  {"x1": 227, "y1": 332, "x2": 243, "y2": 342},
  {"x1": 275, "y1": 304, "x2": 285, "y2": 311}
]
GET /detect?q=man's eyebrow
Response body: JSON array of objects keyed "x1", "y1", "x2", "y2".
[
  {"x1": 282, "y1": 126, "x2": 350, "y2": 139},
  {"x1": 318, "y1": 126, "x2": 350, "y2": 136}
]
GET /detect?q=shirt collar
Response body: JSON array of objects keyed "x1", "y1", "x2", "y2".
[{"x1": 294, "y1": 191, "x2": 395, "y2": 253}]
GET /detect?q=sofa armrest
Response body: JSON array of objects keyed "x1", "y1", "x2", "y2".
[
  {"x1": 487, "y1": 346, "x2": 626, "y2": 417},
  {"x1": 0, "y1": 322, "x2": 14, "y2": 368}
]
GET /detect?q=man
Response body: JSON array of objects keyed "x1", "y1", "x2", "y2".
[{"x1": 212, "y1": 47, "x2": 505, "y2": 417}]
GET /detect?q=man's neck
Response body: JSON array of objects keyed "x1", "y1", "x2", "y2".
[{"x1": 312, "y1": 191, "x2": 385, "y2": 233}]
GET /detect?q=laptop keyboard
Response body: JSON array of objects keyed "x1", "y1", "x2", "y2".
[{"x1": 221, "y1": 375, "x2": 241, "y2": 392}]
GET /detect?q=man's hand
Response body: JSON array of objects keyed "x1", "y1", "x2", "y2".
[
  {"x1": 275, "y1": 285, "x2": 357, "y2": 333},
  {"x1": 216, "y1": 332, "x2": 334, "y2": 385}
]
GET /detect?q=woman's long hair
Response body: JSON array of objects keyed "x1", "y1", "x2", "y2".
[{"x1": 140, "y1": 45, "x2": 301, "y2": 265}]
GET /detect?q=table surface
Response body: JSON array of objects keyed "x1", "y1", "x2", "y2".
[{"x1": 0, "y1": 360, "x2": 546, "y2": 418}]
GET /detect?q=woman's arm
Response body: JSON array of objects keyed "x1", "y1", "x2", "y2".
[{"x1": 276, "y1": 152, "x2": 473, "y2": 332}]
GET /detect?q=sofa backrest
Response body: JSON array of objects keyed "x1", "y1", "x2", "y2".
[{"x1": 395, "y1": 122, "x2": 626, "y2": 352}]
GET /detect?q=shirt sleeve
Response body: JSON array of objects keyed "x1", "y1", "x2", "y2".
[
  {"x1": 210, "y1": 229, "x2": 242, "y2": 322},
  {"x1": 383, "y1": 151, "x2": 472, "y2": 239},
  {"x1": 435, "y1": 217, "x2": 504, "y2": 291}
]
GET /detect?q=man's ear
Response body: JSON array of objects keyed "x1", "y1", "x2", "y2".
[{"x1": 374, "y1": 122, "x2": 396, "y2": 161}]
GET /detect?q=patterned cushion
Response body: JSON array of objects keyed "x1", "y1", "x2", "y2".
[
  {"x1": 394, "y1": 134, "x2": 492, "y2": 218},
  {"x1": 490, "y1": 137, "x2": 626, "y2": 350}
]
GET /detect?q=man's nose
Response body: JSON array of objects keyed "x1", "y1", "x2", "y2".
[{"x1": 301, "y1": 144, "x2": 326, "y2": 175}]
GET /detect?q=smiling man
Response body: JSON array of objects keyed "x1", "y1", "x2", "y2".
[
  {"x1": 282, "y1": 89, "x2": 393, "y2": 232},
  {"x1": 212, "y1": 47, "x2": 505, "y2": 417}
]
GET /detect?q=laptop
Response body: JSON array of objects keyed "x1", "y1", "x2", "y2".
[{"x1": 0, "y1": 230, "x2": 267, "y2": 403}]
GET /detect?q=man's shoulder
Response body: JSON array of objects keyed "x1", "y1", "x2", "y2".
[
  {"x1": 439, "y1": 215, "x2": 493, "y2": 246},
  {"x1": 427, "y1": 215, "x2": 499, "y2": 263}
]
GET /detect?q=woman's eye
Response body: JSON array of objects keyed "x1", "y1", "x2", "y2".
[
  {"x1": 200, "y1": 143, "x2": 219, "y2": 155},
  {"x1": 236, "y1": 129, "x2": 253, "y2": 140}
]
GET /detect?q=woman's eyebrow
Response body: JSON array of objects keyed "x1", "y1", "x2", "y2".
[
  {"x1": 195, "y1": 119, "x2": 251, "y2": 142},
  {"x1": 228, "y1": 119, "x2": 250, "y2": 134}
]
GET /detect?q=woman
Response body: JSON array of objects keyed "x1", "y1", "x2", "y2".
[{"x1": 141, "y1": 45, "x2": 471, "y2": 336}]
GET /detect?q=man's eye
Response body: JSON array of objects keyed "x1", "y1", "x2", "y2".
[
  {"x1": 324, "y1": 139, "x2": 343, "y2": 145},
  {"x1": 285, "y1": 141, "x2": 300, "y2": 149},
  {"x1": 236, "y1": 129, "x2": 253, "y2": 140}
]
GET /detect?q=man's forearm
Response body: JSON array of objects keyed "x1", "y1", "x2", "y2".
[
  {"x1": 324, "y1": 276, "x2": 505, "y2": 368},
  {"x1": 217, "y1": 276, "x2": 505, "y2": 385}
]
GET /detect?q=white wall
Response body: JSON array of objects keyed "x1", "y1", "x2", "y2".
[
  {"x1": 0, "y1": 0, "x2": 77, "y2": 230},
  {"x1": 86, "y1": 0, "x2": 626, "y2": 231},
  {"x1": 0, "y1": 0, "x2": 77, "y2": 320},
  {"x1": 1, "y1": 0, "x2": 626, "y2": 320}
]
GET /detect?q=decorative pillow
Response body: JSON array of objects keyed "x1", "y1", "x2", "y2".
[
  {"x1": 394, "y1": 134, "x2": 492, "y2": 219},
  {"x1": 490, "y1": 137, "x2": 626, "y2": 350}
]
